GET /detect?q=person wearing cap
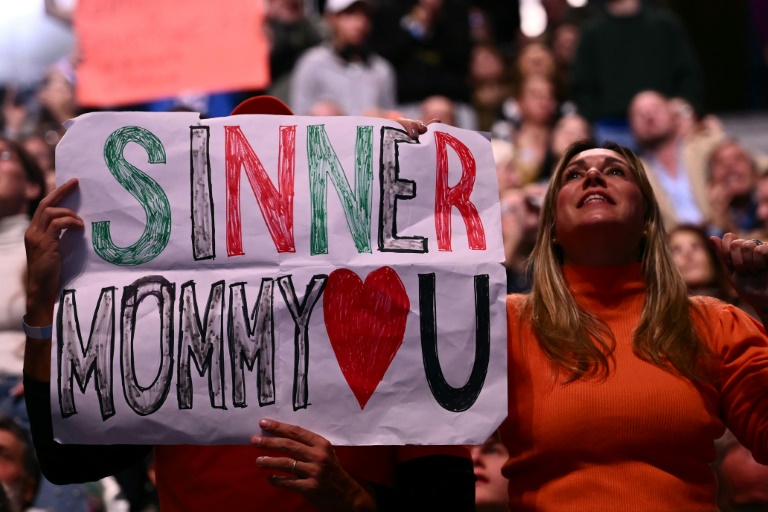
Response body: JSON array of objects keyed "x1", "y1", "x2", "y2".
[
  {"x1": 21, "y1": 97, "x2": 473, "y2": 512},
  {"x1": 289, "y1": 0, "x2": 397, "y2": 116}
]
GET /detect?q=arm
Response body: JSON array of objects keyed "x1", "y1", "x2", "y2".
[{"x1": 23, "y1": 178, "x2": 151, "y2": 483}]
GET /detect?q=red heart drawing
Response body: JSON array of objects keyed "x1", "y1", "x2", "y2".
[{"x1": 323, "y1": 267, "x2": 410, "y2": 409}]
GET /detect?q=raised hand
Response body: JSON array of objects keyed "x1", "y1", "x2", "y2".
[
  {"x1": 711, "y1": 233, "x2": 768, "y2": 319},
  {"x1": 252, "y1": 419, "x2": 375, "y2": 512},
  {"x1": 24, "y1": 178, "x2": 84, "y2": 322}
]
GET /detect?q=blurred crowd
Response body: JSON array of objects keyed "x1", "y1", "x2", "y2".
[{"x1": 1, "y1": 0, "x2": 768, "y2": 510}]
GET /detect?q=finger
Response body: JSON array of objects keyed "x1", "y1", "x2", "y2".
[
  {"x1": 255, "y1": 456, "x2": 306, "y2": 477},
  {"x1": 266, "y1": 474, "x2": 309, "y2": 492},
  {"x1": 32, "y1": 178, "x2": 78, "y2": 223},
  {"x1": 754, "y1": 243, "x2": 768, "y2": 270},
  {"x1": 728, "y1": 237, "x2": 747, "y2": 272},
  {"x1": 425, "y1": 117, "x2": 441, "y2": 126},
  {"x1": 41, "y1": 216, "x2": 85, "y2": 245},
  {"x1": 35, "y1": 207, "x2": 84, "y2": 235},
  {"x1": 394, "y1": 118, "x2": 421, "y2": 140},
  {"x1": 251, "y1": 435, "x2": 310, "y2": 460},
  {"x1": 710, "y1": 235, "x2": 734, "y2": 275},
  {"x1": 258, "y1": 419, "x2": 325, "y2": 448},
  {"x1": 740, "y1": 240, "x2": 759, "y2": 273}
]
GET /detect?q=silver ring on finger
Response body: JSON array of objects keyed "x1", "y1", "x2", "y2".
[
  {"x1": 753, "y1": 239, "x2": 763, "y2": 246},
  {"x1": 291, "y1": 459, "x2": 299, "y2": 475}
]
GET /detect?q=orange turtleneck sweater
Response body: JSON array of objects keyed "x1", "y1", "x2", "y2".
[{"x1": 500, "y1": 264, "x2": 768, "y2": 512}]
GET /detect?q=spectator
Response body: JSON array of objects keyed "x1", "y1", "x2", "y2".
[
  {"x1": 540, "y1": 113, "x2": 592, "y2": 181},
  {"x1": 491, "y1": 139, "x2": 519, "y2": 193},
  {"x1": 470, "y1": 44, "x2": 509, "y2": 132},
  {"x1": 0, "y1": 416, "x2": 40, "y2": 512},
  {"x1": 707, "y1": 140, "x2": 761, "y2": 236},
  {"x1": 552, "y1": 22, "x2": 580, "y2": 91},
  {"x1": 371, "y1": 0, "x2": 472, "y2": 106},
  {"x1": 628, "y1": 90, "x2": 716, "y2": 228},
  {"x1": 0, "y1": 138, "x2": 45, "y2": 423},
  {"x1": 500, "y1": 184, "x2": 545, "y2": 294},
  {"x1": 570, "y1": 0, "x2": 700, "y2": 146},
  {"x1": 511, "y1": 75, "x2": 558, "y2": 184},
  {"x1": 420, "y1": 95, "x2": 456, "y2": 126},
  {"x1": 668, "y1": 224, "x2": 733, "y2": 302},
  {"x1": 20, "y1": 133, "x2": 56, "y2": 195},
  {"x1": 470, "y1": 432, "x2": 509, "y2": 512},
  {"x1": 290, "y1": 0, "x2": 397, "y2": 116},
  {"x1": 266, "y1": 0, "x2": 323, "y2": 102}
]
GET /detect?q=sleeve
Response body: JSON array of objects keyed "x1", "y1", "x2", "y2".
[
  {"x1": 23, "y1": 374, "x2": 151, "y2": 484},
  {"x1": 375, "y1": 446, "x2": 474, "y2": 512},
  {"x1": 379, "y1": 61, "x2": 398, "y2": 111},
  {"x1": 710, "y1": 303, "x2": 768, "y2": 464},
  {"x1": 288, "y1": 49, "x2": 320, "y2": 115}
]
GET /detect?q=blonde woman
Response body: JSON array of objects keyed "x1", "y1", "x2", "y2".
[{"x1": 501, "y1": 141, "x2": 768, "y2": 511}]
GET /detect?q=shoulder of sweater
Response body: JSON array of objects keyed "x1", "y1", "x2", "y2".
[{"x1": 506, "y1": 293, "x2": 529, "y2": 316}]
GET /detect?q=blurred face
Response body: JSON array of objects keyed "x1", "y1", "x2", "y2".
[
  {"x1": 553, "y1": 24, "x2": 578, "y2": 65},
  {"x1": 0, "y1": 430, "x2": 34, "y2": 512},
  {"x1": 669, "y1": 230, "x2": 715, "y2": 289},
  {"x1": 421, "y1": 96, "x2": 456, "y2": 126},
  {"x1": 669, "y1": 97, "x2": 695, "y2": 138},
  {"x1": 551, "y1": 115, "x2": 590, "y2": 157},
  {"x1": 554, "y1": 149, "x2": 645, "y2": 261},
  {"x1": 517, "y1": 44, "x2": 555, "y2": 78},
  {"x1": 0, "y1": 142, "x2": 39, "y2": 217},
  {"x1": 629, "y1": 92, "x2": 675, "y2": 148},
  {"x1": 470, "y1": 436, "x2": 509, "y2": 511},
  {"x1": 330, "y1": 4, "x2": 370, "y2": 48},
  {"x1": 709, "y1": 142, "x2": 755, "y2": 198},
  {"x1": 518, "y1": 76, "x2": 556, "y2": 125}
]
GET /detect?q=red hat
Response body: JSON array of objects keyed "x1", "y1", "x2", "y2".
[{"x1": 230, "y1": 96, "x2": 294, "y2": 116}]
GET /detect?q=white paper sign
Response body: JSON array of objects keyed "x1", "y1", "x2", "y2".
[{"x1": 51, "y1": 112, "x2": 507, "y2": 445}]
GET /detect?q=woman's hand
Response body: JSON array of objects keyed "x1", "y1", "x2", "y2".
[
  {"x1": 24, "y1": 178, "x2": 83, "y2": 323},
  {"x1": 711, "y1": 233, "x2": 768, "y2": 319},
  {"x1": 252, "y1": 419, "x2": 375, "y2": 512},
  {"x1": 395, "y1": 117, "x2": 441, "y2": 140}
]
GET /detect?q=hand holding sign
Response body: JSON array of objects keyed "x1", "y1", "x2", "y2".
[{"x1": 253, "y1": 418, "x2": 375, "y2": 512}]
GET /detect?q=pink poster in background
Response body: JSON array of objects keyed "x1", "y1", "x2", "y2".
[{"x1": 74, "y1": 0, "x2": 269, "y2": 107}]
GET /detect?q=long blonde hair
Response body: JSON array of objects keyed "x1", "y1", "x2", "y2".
[{"x1": 526, "y1": 141, "x2": 713, "y2": 382}]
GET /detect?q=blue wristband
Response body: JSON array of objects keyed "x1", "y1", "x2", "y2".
[{"x1": 22, "y1": 317, "x2": 52, "y2": 340}]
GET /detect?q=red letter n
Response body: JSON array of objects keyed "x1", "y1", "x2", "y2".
[
  {"x1": 434, "y1": 132, "x2": 486, "y2": 251},
  {"x1": 225, "y1": 126, "x2": 296, "y2": 255}
]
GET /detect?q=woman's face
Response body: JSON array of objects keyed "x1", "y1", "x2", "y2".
[
  {"x1": 471, "y1": 436, "x2": 509, "y2": 511},
  {"x1": 0, "y1": 141, "x2": 37, "y2": 217},
  {"x1": 554, "y1": 149, "x2": 646, "y2": 263},
  {"x1": 669, "y1": 230, "x2": 715, "y2": 289}
]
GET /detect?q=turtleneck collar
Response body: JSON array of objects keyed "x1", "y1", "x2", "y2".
[{"x1": 562, "y1": 263, "x2": 646, "y2": 308}]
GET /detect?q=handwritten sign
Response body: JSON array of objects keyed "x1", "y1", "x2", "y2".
[
  {"x1": 52, "y1": 113, "x2": 507, "y2": 445},
  {"x1": 75, "y1": 0, "x2": 269, "y2": 106}
]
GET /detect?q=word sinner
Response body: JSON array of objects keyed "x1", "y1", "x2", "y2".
[
  {"x1": 91, "y1": 124, "x2": 487, "y2": 266},
  {"x1": 57, "y1": 273, "x2": 490, "y2": 421}
]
